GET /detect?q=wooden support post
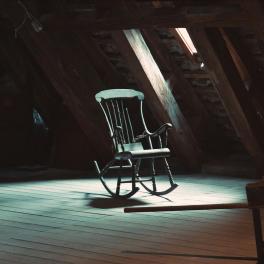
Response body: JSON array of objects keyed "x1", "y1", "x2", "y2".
[
  {"x1": 252, "y1": 209, "x2": 264, "y2": 264},
  {"x1": 189, "y1": 27, "x2": 264, "y2": 175},
  {"x1": 112, "y1": 29, "x2": 202, "y2": 170},
  {"x1": 247, "y1": 181, "x2": 264, "y2": 264}
]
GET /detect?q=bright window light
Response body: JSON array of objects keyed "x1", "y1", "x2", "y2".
[{"x1": 175, "y1": 28, "x2": 197, "y2": 55}]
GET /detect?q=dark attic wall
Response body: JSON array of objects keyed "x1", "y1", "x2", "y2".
[
  {"x1": 0, "y1": 66, "x2": 33, "y2": 166},
  {"x1": 1, "y1": 0, "x2": 264, "y2": 176},
  {"x1": 0, "y1": 20, "x2": 201, "y2": 171},
  {"x1": 0, "y1": 24, "x2": 52, "y2": 167},
  {"x1": 0, "y1": 20, "x2": 115, "y2": 170}
]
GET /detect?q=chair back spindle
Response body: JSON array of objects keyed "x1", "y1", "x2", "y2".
[{"x1": 96, "y1": 89, "x2": 145, "y2": 152}]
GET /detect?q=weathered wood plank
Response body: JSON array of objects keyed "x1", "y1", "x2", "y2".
[{"x1": 112, "y1": 29, "x2": 202, "y2": 170}]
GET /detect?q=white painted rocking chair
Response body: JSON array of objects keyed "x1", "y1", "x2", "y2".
[{"x1": 94, "y1": 89, "x2": 178, "y2": 198}]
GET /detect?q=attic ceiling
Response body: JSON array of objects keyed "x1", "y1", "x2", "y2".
[
  {"x1": 0, "y1": 0, "x2": 264, "y2": 174},
  {"x1": 1, "y1": 1, "x2": 261, "y2": 30}
]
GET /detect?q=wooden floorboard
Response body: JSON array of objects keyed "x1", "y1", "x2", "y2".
[{"x1": 0, "y1": 172, "x2": 262, "y2": 264}]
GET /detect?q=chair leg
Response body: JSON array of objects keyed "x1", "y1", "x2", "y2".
[
  {"x1": 251, "y1": 208, "x2": 264, "y2": 264},
  {"x1": 132, "y1": 162, "x2": 139, "y2": 191},
  {"x1": 163, "y1": 157, "x2": 175, "y2": 186},
  {"x1": 98, "y1": 159, "x2": 139, "y2": 198},
  {"x1": 138, "y1": 158, "x2": 177, "y2": 196},
  {"x1": 151, "y1": 159, "x2": 157, "y2": 192},
  {"x1": 116, "y1": 161, "x2": 124, "y2": 195},
  {"x1": 116, "y1": 175, "x2": 121, "y2": 195},
  {"x1": 135, "y1": 159, "x2": 141, "y2": 177}
]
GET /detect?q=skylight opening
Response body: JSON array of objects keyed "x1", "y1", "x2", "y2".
[{"x1": 175, "y1": 28, "x2": 197, "y2": 55}]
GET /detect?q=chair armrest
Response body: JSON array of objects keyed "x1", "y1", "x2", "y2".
[
  {"x1": 148, "y1": 123, "x2": 173, "y2": 137},
  {"x1": 135, "y1": 123, "x2": 172, "y2": 141}
]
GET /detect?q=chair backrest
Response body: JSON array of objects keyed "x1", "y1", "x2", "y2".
[{"x1": 95, "y1": 89, "x2": 145, "y2": 152}]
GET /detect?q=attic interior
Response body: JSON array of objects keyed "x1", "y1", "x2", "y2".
[{"x1": 0, "y1": 1, "x2": 264, "y2": 264}]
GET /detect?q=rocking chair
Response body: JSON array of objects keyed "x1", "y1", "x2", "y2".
[{"x1": 94, "y1": 89, "x2": 178, "y2": 198}]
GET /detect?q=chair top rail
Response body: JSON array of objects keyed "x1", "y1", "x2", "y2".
[{"x1": 95, "y1": 89, "x2": 144, "y2": 102}]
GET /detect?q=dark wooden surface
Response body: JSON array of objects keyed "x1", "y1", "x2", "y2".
[
  {"x1": 247, "y1": 181, "x2": 264, "y2": 208},
  {"x1": 42, "y1": 2, "x2": 249, "y2": 31},
  {"x1": 0, "y1": 171, "x2": 261, "y2": 264}
]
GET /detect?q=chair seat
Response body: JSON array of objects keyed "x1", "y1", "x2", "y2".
[{"x1": 115, "y1": 148, "x2": 170, "y2": 160}]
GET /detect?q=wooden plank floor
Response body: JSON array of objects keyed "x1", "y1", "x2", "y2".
[{"x1": 0, "y1": 172, "x2": 262, "y2": 264}]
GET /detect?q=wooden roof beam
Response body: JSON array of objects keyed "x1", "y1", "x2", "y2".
[
  {"x1": 40, "y1": 4, "x2": 248, "y2": 31},
  {"x1": 3, "y1": 0, "x2": 261, "y2": 31}
]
